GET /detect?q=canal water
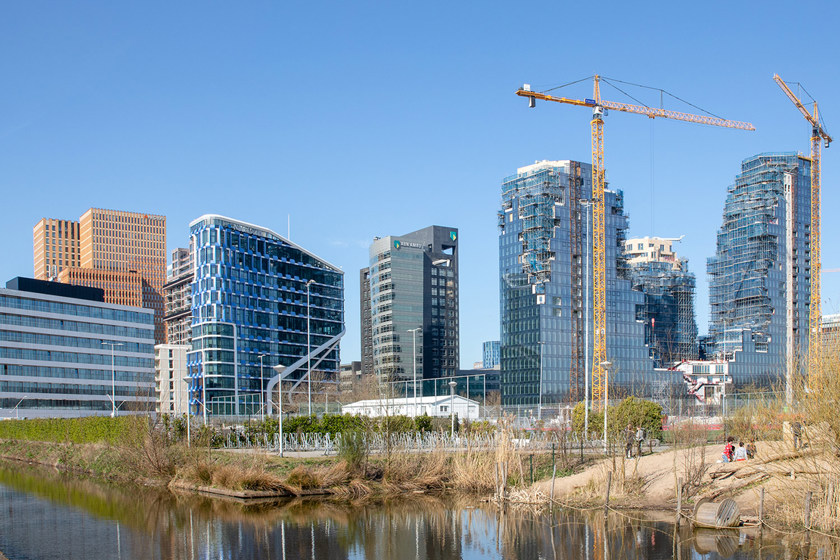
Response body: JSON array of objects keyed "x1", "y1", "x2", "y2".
[{"x1": 0, "y1": 462, "x2": 832, "y2": 559}]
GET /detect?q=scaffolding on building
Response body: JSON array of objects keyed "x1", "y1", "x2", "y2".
[
  {"x1": 707, "y1": 153, "x2": 807, "y2": 359},
  {"x1": 630, "y1": 260, "x2": 698, "y2": 367}
]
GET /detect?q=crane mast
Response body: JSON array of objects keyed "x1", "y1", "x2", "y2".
[
  {"x1": 773, "y1": 74, "x2": 832, "y2": 387},
  {"x1": 517, "y1": 76, "x2": 754, "y2": 410}
]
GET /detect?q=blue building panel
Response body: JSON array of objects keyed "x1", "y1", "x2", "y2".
[{"x1": 187, "y1": 215, "x2": 344, "y2": 416}]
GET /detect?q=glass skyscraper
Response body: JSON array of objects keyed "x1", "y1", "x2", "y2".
[
  {"x1": 187, "y1": 215, "x2": 344, "y2": 416},
  {"x1": 362, "y1": 226, "x2": 459, "y2": 385},
  {"x1": 707, "y1": 153, "x2": 811, "y2": 387},
  {"x1": 499, "y1": 160, "x2": 656, "y2": 407}
]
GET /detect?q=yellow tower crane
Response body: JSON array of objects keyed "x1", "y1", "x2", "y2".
[
  {"x1": 516, "y1": 76, "x2": 754, "y2": 409},
  {"x1": 773, "y1": 74, "x2": 832, "y2": 387}
]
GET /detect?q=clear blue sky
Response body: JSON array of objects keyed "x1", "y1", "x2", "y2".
[{"x1": 1, "y1": 2, "x2": 838, "y2": 367}]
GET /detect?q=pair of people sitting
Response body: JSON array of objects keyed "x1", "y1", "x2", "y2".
[{"x1": 722, "y1": 437, "x2": 755, "y2": 462}]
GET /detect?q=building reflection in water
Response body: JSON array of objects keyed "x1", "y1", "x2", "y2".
[{"x1": 0, "y1": 463, "x2": 837, "y2": 559}]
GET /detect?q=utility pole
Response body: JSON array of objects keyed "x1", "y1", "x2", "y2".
[
  {"x1": 409, "y1": 327, "x2": 421, "y2": 417},
  {"x1": 307, "y1": 279, "x2": 315, "y2": 417},
  {"x1": 101, "y1": 341, "x2": 123, "y2": 417}
]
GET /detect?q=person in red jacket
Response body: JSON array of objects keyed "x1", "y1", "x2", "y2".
[{"x1": 722, "y1": 436, "x2": 735, "y2": 463}]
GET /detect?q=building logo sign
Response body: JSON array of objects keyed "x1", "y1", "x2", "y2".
[
  {"x1": 449, "y1": 231, "x2": 457, "y2": 242},
  {"x1": 393, "y1": 239, "x2": 422, "y2": 250}
]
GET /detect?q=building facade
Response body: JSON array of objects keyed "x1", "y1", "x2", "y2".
[
  {"x1": 499, "y1": 160, "x2": 656, "y2": 406},
  {"x1": 33, "y1": 218, "x2": 81, "y2": 281},
  {"x1": 186, "y1": 215, "x2": 344, "y2": 416},
  {"x1": 339, "y1": 361, "x2": 362, "y2": 395},
  {"x1": 707, "y1": 153, "x2": 811, "y2": 387},
  {"x1": 0, "y1": 277, "x2": 155, "y2": 418},
  {"x1": 359, "y1": 268, "x2": 373, "y2": 376},
  {"x1": 35, "y1": 208, "x2": 168, "y2": 344},
  {"x1": 363, "y1": 226, "x2": 459, "y2": 387},
  {"x1": 624, "y1": 237, "x2": 698, "y2": 367},
  {"x1": 57, "y1": 268, "x2": 143, "y2": 308},
  {"x1": 154, "y1": 344, "x2": 190, "y2": 415},
  {"x1": 163, "y1": 247, "x2": 194, "y2": 346},
  {"x1": 482, "y1": 340, "x2": 501, "y2": 368}
]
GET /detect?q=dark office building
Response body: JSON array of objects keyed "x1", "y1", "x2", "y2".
[
  {"x1": 359, "y1": 268, "x2": 373, "y2": 376},
  {"x1": 362, "y1": 226, "x2": 459, "y2": 385}
]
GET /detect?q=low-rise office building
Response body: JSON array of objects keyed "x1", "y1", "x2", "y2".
[
  {"x1": 155, "y1": 344, "x2": 190, "y2": 415},
  {"x1": 0, "y1": 277, "x2": 156, "y2": 418}
]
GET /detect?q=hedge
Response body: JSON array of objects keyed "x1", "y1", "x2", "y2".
[{"x1": 0, "y1": 416, "x2": 146, "y2": 445}]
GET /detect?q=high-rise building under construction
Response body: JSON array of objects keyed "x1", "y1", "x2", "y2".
[
  {"x1": 707, "y1": 153, "x2": 811, "y2": 386},
  {"x1": 498, "y1": 160, "x2": 656, "y2": 406},
  {"x1": 624, "y1": 237, "x2": 698, "y2": 367}
]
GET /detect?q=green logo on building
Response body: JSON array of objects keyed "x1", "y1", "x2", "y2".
[
  {"x1": 393, "y1": 240, "x2": 401, "y2": 250},
  {"x1": 450, "y1": 231, "x2": 457, "y2": 242}
]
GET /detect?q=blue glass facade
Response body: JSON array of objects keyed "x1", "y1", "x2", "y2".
[
  {"x1": 187, "y1": 215, "x2": 344, "y2": 416},
  {"x1": 498, "y1": 161, "x2": 656, "y2": 406},
  {"x1": 0, "y1": 278, "x2": 155, "y2": 417},
  {"x1": 482, "y1": 340, "x2": 500, "y2": 368},
  {"x1": 707, "y1": 153, "x2": 811, "y2": 387}
]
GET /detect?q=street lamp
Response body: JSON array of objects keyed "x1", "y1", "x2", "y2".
[
  {"x1": 12, "y1": 395, "x2": 28, "y2": 420},
  {"x1": 273, "y1": 366, "x2": 286, "y2": 458},
  {"x1": 448, "y1": 380, "x2": 457, "y2": 437},
  {"x1": 408, "y1": 327, "x2": 421, "y2": 417},
  {"x1": 600, "y1": 361, "x2": 612, "y2": 453},
  {"x1": 306, "y1": 279, "x2": 315, "y2": 417},
  {"x1": 259, "y1": 353, "x2": 269, "y2": 422},
  {"x1": 101, "y1": 342, "x2": 124, "y2": 417},
  {"x1": 537, "y1": 341, "x2": 545, "y2": 421}
]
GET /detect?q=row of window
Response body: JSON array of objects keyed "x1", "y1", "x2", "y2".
[
  {"x1": 0, "y1": 312, "x2": 153, "y2": 340},
  {"x1": 0, "y1": 295, "x2": 153, "y2": 324},
  {"x1": 0, "y1": 347, "x2": 153, "y2": 368},
  {"x1": 0, "y1": 330, "x2": 153, "y2": 354},
  {"x1": 0, "y1": 381, "x2": 150, "y2": 397},
  {"x1": 2, "y1": 364, "x2": 153, "y2": 384}
]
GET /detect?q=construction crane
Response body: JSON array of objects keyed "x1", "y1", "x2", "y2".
[
  {"x1": 516, "y1": 76, "x2": 754, "y2": 410},
  {"x1": 773, "y1": 74, "x2": 832, "y2": 386}
]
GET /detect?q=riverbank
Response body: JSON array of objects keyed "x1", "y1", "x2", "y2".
[{"x1": 0, "y1": 436, "x2": 587, "y2": 502}]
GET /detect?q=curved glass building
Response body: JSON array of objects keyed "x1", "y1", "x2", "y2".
[{"x1": 187, "y1": 215, "x2": 344, "y2": 416}]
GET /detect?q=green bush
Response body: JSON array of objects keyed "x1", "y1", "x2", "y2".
[
  {"x1": 414, "y1": 414, "x2": 433, "y2": 433},
  {"x1": 377, "y1": 415, "x2": 414, "y2": 434},
  {"x1": 0, "y1": 416, "x2": 147, "y2": 445},
  {"x1": 337, "y1": 429, "x2": 368, "y2": 470},
  {"x1": 571, "y1": 398, "x2": 663, "y2": 441}
]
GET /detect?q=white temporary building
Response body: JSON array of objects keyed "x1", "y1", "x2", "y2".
[{"x1": 341, "y1": 395, "x2": 480, "y2": 420}]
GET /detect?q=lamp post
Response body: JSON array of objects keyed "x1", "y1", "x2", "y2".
[
  {"x1": 101, "y1": 342, "x2": 123, "y2": 417},
  {"x1": 274, "y1": 366, "x2": 286, "y2": 458},
  {"x1": 600, "y1": 361, "x2": 612, "y2": 454},
  {"x1": 537, "y1": 341, "x2": 545, "y2": 421},
  {"x1": 259, "y1": 353, "x2": 269, "y2": 422},
  {"x1": 408, "y1": 327, "x2": 421, "y2": 417},
  {"x1": 448, "y1": 380, "x2": 457, "y2": 438},
  {"x1": 12, "y1": 395, "x2": 28, "y2": 420},
  {"x1": 306, "y1": 279, "x2": 315, "y2": 417}
]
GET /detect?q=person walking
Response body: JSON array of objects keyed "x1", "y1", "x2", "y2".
[
  {"x1": 624, "y1": 423, "x2": 634, "y2": 459},
  {"x1": 635, "y1": 425, "x2": 645, "y2": 458}
]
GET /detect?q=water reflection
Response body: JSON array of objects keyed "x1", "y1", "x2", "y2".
[{"x1": 0, "y1": 462, "x2": 835, "y2": 559}]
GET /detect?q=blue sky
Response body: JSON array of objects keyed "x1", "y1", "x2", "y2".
[{"x1": 1, "y1": 2, "x2": 838, "y2": 366}]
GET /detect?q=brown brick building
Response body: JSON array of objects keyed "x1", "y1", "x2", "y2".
[
  {"x1": 33, "y1": 208, "x2": 167, "y2": 343},
  {"x1": 32, "y1": 219, "x2": 81, "y2": 280}
]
